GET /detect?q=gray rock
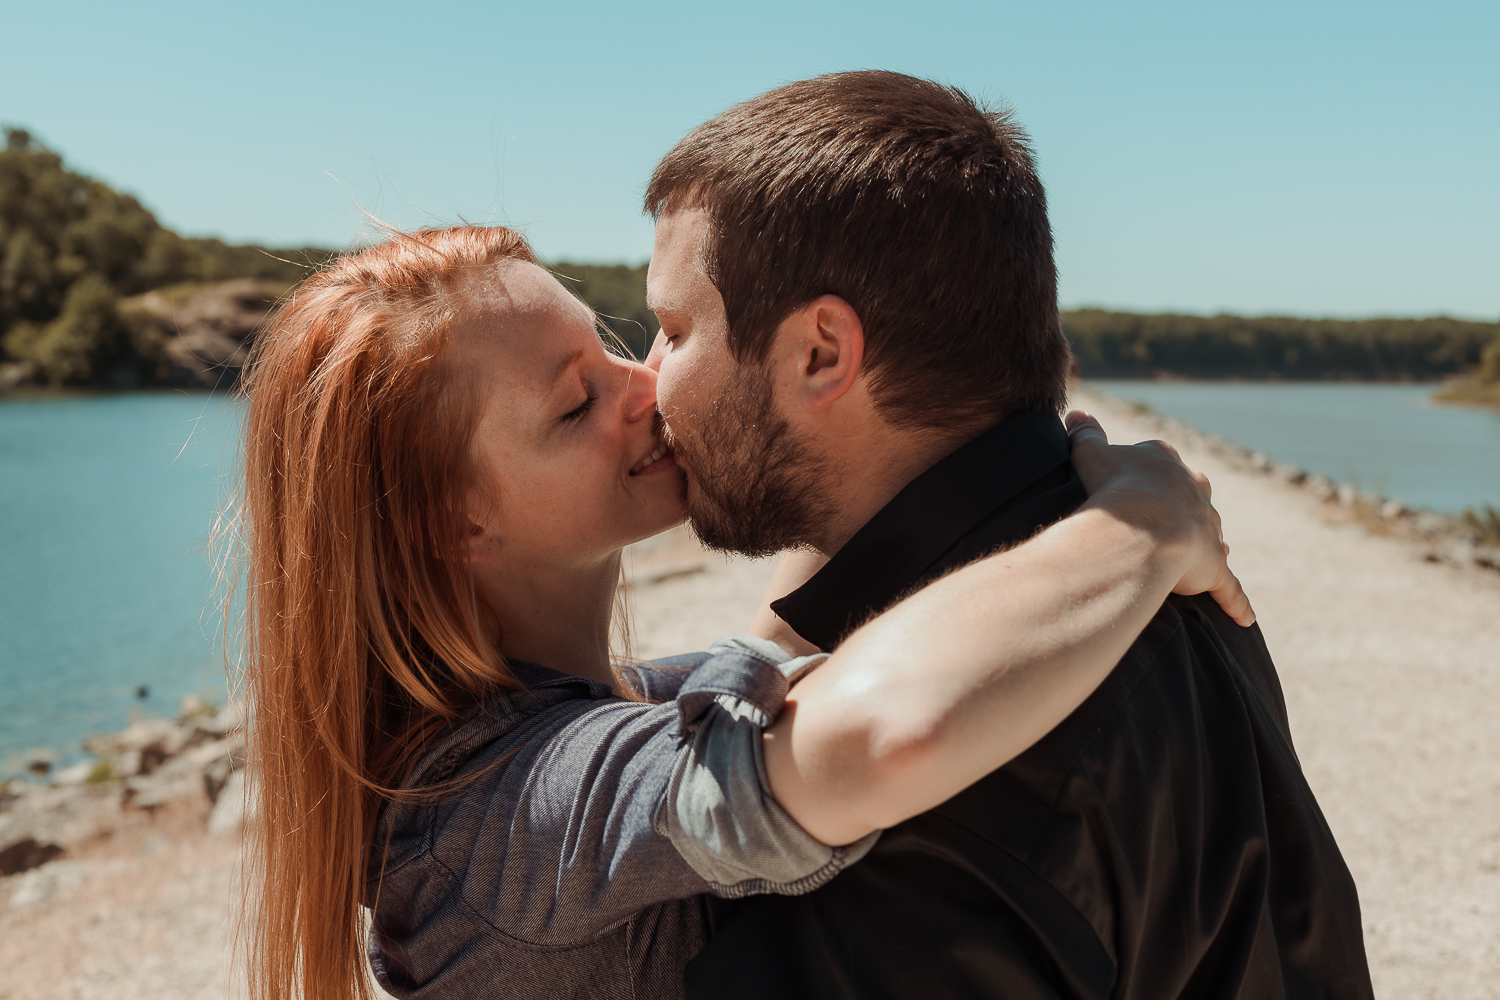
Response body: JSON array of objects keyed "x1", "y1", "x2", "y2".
[
  {"x1": 177, "y1": 693, "x2": 216, "y2": 725},
  {"x1": 1271, "y1": 462, "x2": 1306, "y2": 484},
  {"x1": 192, "y1": 700, "x2": 244, "y2": 742},
  {"x1": 83, "y1": 718, "x2": 190, "y2": 776},
  {"x1": 207, "y1": 769, "x2": 255, "y2": 836},
  {"x1": 1413, "y1": 512, "x2": 1449, "y2": 536},
  {"x1": 0, "y1": 783, "x2": 122, "y2": 854},
  {"x1": 118, "y1": 279, "x2": 285, "y2": 387},
  {"x1": 123, "y1": 736, "x2": 240, "y2": 812},
  {"x1": 51, "y1": 760, "x2": 95, "y2": 787},
  {"x1": 2, "y1": 858, "x2": 127, "y2": 912},
  {"x1": 203, "y1": 753, "x2": 237, "y2": 804},
  {"x1": 21, "y1": 748, "x2": 58, "y2": 777},
  {"x1": 0, "y1": 836, "x2": 64, "y2": 876},
  {"x1": 1306, "y1": 475, "x2": 1336, "y2": 502}
]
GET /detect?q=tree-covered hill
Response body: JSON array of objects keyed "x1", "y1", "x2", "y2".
[{"x1": 0, "y1": 128, "x2": 333, "y2": 386}]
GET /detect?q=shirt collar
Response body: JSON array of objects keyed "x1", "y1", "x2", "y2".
[{"x1": 770, "y1": 410, "x2": 1074, "y2": 652}]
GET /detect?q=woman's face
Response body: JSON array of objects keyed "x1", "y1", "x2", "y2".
[{"x1": 449, "y1": 260, "x2": 683, "y2": 572}]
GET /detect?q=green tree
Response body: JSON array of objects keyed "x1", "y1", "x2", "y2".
[
  {"x1": 551, "y1": 261, "x2": 654, "y2": 358},
  {"x1": 0, "y1": 127, "x2": 335, "y2": 386},
  {"x1": 1476, "y1": 332, "x2": 1500, "y2": 385},
  {"x1": 1, "y1": 274, "x2": 162, "y2": 385}
]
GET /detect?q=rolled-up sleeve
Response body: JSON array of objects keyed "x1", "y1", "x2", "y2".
[
  {"x1": 656, "y1": 636, "x2": 879, "y2": 896},
  {"x1": 434, "y1": 636, "x2": 877, "y2": 948}
]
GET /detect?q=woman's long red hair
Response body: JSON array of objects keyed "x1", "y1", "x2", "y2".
[{"x1": 238, "y1": 225, "x2": 535, "y2": 1000}]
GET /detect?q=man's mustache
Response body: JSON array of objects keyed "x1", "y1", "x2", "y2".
[{"x1": 655, "y1": 410, "x2": 683, "y2": 456}]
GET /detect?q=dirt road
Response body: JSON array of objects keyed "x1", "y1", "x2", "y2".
[{"x1": 3, "y1": 388, "x2": 1495, "y2": 997}]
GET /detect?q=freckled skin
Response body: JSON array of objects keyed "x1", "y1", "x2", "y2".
[{"x1": 449, "y1": 259, "x2": 686, "y2": 680}]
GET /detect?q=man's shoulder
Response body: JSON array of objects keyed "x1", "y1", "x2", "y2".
[
  {"x1": 871, "y1": 592, "x2": 1291, "y2": 874},
  {"x1": 687, "y1": 598, "x2": 1372, "y2": 1000},
  {"x1": 980, "y1": 592, "x2": 1287, "y2": 809}
]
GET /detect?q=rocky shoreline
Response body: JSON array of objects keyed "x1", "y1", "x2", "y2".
[
  {"x1": 1101, "y1": 394, "x2": 1500, "y2": 574},
  {"x1": 0, "y1": 696, "x2": 248, "y2": 884}
]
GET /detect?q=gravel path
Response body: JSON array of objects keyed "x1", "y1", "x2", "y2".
[
  {"x1": 1072, "y1": 387, "x2": 1500, "y2": 999},
  {"x1": 3, "y1": 389, "x2": 1495, "y2": 997}
]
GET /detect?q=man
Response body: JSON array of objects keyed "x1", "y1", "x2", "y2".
[{"x1": 644, "y1": 71, "x2": 1374, "y2": 999}]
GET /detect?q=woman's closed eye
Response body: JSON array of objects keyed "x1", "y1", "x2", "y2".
[{"x1": 561, "y1": 391, "x2": 599, "y2": 424}]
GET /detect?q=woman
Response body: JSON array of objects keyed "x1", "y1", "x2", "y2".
[{"x1": 239, "y1": 225, "x2": 1250, "y2": 1000}]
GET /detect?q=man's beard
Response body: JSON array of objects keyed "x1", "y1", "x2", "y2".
[{"x1": 661, "y1": 362, "x2": 836, "y2": 559}]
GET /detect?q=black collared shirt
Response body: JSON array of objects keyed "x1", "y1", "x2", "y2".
[{"x1": 686, "y1": 412, "x2": 1374, "y2": 1000}]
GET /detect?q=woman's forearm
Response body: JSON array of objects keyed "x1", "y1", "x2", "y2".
[{"x1": 762, "y1": 501, "x2": 1192, "y2": 846}]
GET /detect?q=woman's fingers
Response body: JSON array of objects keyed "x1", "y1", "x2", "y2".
[
  {"x1": 1067, "y1": 411, "x2": 1254, "y2": 627},
  {"x1": 1171, "y1": 524, "x2": 1256, "y2": 626},
  {"x1": 1065, "y1": 411, "x2": 1116, "y2": 495},
  {"x1": 1064, "y1": 409, "x2": 1104, "y2": 435},
  {"x1": 1140, "y1": 438, "x2": 1182, "y2": 463},
  {"x1": 1209, "y1": 566, "x2": 1257, "y2": 627},
  {"x1": 1064, "y1": 410, "x2": 1109, "y2": 452}
]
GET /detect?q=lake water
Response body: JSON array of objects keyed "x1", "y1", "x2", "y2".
[
  {"x1": 1086, "y1": 381, "x2": 1500, "y2": 514},
  {"x1": 1, "y1": 393, "x2": 240, "y2": 773},
  {"x1": 3, "y1": 384, "x2": 1499, "y2": 767}
]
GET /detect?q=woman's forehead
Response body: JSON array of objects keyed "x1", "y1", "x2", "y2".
[
  {"x1": 458, "y1": 259, "x2": 581, "y2": 318},
  {"x1": 449, "y1": 262, "x2": 599, "y2": 382}
]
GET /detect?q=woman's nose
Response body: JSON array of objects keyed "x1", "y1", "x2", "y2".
[{"x1": 621, "y1": 360, "x2": 659, "y2": 423}]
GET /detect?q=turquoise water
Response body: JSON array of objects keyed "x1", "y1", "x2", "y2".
[
  {"x1": 1087, "y1": 381, "x2": 1500, "y2": 514},
  {"x1": 2, "y1": 385, "x2": 1499, "y2": 767},
  {"x1": 1, "y1": 393, "x2": 240, "y2": 772}
]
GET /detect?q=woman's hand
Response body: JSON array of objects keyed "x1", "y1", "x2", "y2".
[
  {"x1": 1065, "y1": 411, "x2": 1254, "y2": 627},
  {"x1": 763, "y1": 411, "x2": 1259, "y2": 846}
]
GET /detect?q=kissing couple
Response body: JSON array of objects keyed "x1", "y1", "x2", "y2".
[{"x1": 238, "y1": 71, "x2": 1373, "y2": 1000}]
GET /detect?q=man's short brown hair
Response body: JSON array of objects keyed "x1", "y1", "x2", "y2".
[{"x1": 645, "y1": 70, "x2": 1071, "y2": 429}]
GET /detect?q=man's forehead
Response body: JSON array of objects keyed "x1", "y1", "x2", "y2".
[{"x1": 646, "y1": 208, "x2": 712, "y2": 312}]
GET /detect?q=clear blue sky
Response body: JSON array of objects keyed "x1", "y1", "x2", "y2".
[{"x1": 5, "y1": 0, "x2": 1496, "y2": 318}]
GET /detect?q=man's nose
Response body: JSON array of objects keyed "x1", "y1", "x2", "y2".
[{"x1": 622, "y1": 361, "x2": 659, "y2": 423}]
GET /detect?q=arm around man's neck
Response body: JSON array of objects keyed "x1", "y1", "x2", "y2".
[{"x1": 759, "y1": 416, "x2": 1254, "y2": 847}]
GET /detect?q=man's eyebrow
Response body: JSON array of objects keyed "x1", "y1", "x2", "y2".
[
  {"x1": 644, "y1": 288, "x2": 676, "y2": 315},
  {"x1": 547, "y1": 348, "x2": 586, "y2": 390}
]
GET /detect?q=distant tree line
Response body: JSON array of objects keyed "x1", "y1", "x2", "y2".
[
  {"x1": 1062, "y1": 309, "x2": 1498, "y2": 381},
  {"x1": 3, "y1": 126, "x2": 1496, "y2": 393},
  {"x1": 0, "y1": 128, "x2": 332, "y2": 386},
  {"x1": 1432, "y1": 331, "x2": 1500, "y2": 409},
  {"x1": 550, "y1": 261, "x2": 654, "y2": 359}
]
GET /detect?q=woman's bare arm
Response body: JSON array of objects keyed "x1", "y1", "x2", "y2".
[{"x1": 762, "y1": 412, "x2": 1253, "y2": 845}]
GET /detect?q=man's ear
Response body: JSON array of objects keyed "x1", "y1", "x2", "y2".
[{"x1": 782, "y1": 294, "x2": 865, "y2": 413}]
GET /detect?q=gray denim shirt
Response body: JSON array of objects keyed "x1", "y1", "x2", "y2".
[{"x1": 365, "y1": 636, "x2": 878, "y2": 1000}]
